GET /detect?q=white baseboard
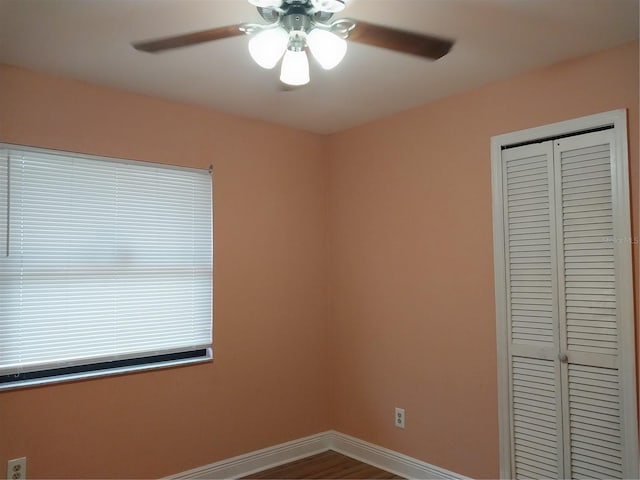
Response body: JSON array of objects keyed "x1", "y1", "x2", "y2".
[
  {"x1": 167, "y1": 430, "x2": 470, "y2": 480},
  {"x1": 168, "y1": 432, "x2": 328, "y2": 479},
  {"x1": 326, "y1": 431, "x2": 471, "y2": 480}
]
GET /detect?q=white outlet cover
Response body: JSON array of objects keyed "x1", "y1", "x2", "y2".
[
  {"x1": 7, "y1": 457, "x2": 26, "y2": 480},
  {"x1": 395, "y1": 407, "x2": 405, "y2": 428}
]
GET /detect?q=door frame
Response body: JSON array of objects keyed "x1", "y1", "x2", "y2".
[{"x1": 490, "y1": 109, "x2": 638, "y2": 479}]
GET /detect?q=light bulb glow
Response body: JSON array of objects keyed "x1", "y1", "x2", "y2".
[
  {"x1": 280, "y1": 49, "x2": 310, "y2": 86},
  {"x1": 248, "y1": 0, "x2": 282, "y2": 8},
  {"x1": 307, "y1": 28, "x2": 347, "y2": 70},
  {"x1": 310, "y1": 0, "x2": 346, "y2": 13},
  {"x1": 248, "y1": 27, "x2": 289, "y2": 69}
]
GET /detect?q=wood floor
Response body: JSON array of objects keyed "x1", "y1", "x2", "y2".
[{"x1": 242, "y1": 450, "x2": 403, "y2": 479}]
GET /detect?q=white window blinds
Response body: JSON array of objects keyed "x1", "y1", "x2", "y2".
[{"x1": 0, "y1": 145, "x2": 212, "y2": 389}]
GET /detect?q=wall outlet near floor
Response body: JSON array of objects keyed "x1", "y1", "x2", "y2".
[
  {"x1": 394, "y1": 407, "x2": 405, "y2": 428},
  {"x1": 7, "y1": 457, "x2": 26, "y2": 480}
]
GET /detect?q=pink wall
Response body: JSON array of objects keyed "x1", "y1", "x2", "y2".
[
  {"x1": 0, "y1": 65, "x2": 330, "y2": 479},
  {"x1": 326, "y1": 41, "x2": 639, "y2": 479},
  {"x1": 0, "y1": 40, "x2": 638, "y2": 480}
]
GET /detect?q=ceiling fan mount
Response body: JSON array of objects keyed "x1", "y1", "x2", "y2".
[
  {"x1": 254, "y1": 1, "x2": 339, "y2": 24},
  {"x1": 132, "y1": 0, "x2": 454, "y2": 87}
]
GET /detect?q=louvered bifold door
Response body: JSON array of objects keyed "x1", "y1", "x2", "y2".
[
  {"x1": 553, "y1": 130, "x2": 638, "y2": 479},
  {"x1": 501, "y1": 143, "x2": 565, "y2": 479}
]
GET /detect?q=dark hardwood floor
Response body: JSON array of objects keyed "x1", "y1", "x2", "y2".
[{"x1": 242, "y1": 450, "x2": 403, "y2": 479}]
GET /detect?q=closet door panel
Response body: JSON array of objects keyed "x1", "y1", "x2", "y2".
[
  {"x1": 504, "y1": 144, "x2": 558, "y2": 351},
  {"x1": 556, "y1": 134, "x2": 618, "y2": 358},
  {"x1": 554, "y1": 130, "x2": 624, "y2": 478},
  {"x1": 512, "y1": 356, "x2": 562, "y2": 479},
  {"x1": 502, "y1": 143, "x2": 564, "y2": 479}
]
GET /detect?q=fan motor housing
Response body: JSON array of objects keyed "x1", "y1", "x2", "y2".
[
  {"x1": 282, "y1": 8, "x2": 312, "y2": 32},
  {"x1": 258, "y1": 1, "x2": 334, "y2": 31}
]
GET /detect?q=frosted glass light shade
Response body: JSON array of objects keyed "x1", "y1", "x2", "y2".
[
  {"x1": 248, "y1": 27, "x2": 289, "y2": 69},
  {"x1": 310, "y1": 0, "x2": 346, "y2": 12},
  {"x1": 280, "y1": 50, "x2": 310, "y2": 86},
  {"x1": 307, "y1": 28, "x2": 347, "y2": 70},
  {"x1": 248, "y1": 0, "x2": 282, "y2": 8}
]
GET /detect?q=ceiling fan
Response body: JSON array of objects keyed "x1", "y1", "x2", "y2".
[{"x1": 132, "y1": 0, "x2": 454, "y2": 87}]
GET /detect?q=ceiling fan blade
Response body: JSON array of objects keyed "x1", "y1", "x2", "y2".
[
  {"x1": 348, "y1": 20, "x2": 453, "y2": 60},
  {"x1": 132, "y1": 24, "x2": 245, "y2": 53}
]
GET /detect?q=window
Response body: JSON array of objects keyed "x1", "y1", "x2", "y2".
[{"x1": 0, "y1": 145, "x2": 213, "y2": 390}]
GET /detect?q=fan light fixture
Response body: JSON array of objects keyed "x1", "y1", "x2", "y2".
[
  {"x1": 307, "y1": 28, "x2": 347, "y2": 69},
  {"x1": 243, "y1": 0, "x2": 355, "y2": 86},
  {"x1": 280, "y1": 49, "x2": 310, "y2": 85},
  {"x1": 248, "y1": 0, "x2": 283, "y2": 8},
  {"x1": 132, "y1": 1, "x2": 455, "y2": 88},
  {"x1": 248, "y1": 27, "x2": 289, "y2": 69},
  {"x1": 310, "y1": 0, "x2": 346, "y2": 13}
]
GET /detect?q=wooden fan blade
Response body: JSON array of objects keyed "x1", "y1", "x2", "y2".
[
  {"x1": 132, "y1": 24, "x2": 245, "y2": 53},
  {"x1": 348, "y1": 21, "x2": 453, "y2": 60}
]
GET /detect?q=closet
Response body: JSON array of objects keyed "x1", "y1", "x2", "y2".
[{"x1": 491, "y1": 111, "x2": 638, "y2": 479}]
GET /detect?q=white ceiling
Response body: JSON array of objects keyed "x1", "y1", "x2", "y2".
[{"x1": 1, "y1": 0, "x2": 638, "y2": 134}]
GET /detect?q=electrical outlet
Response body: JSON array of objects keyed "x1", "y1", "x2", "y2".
[
  {"x1": 394, "y1": 407, "x2": 405, "y2": 428},
  {"x1": 7, "y1": 457, "x2": 26, "y2": 480}
]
